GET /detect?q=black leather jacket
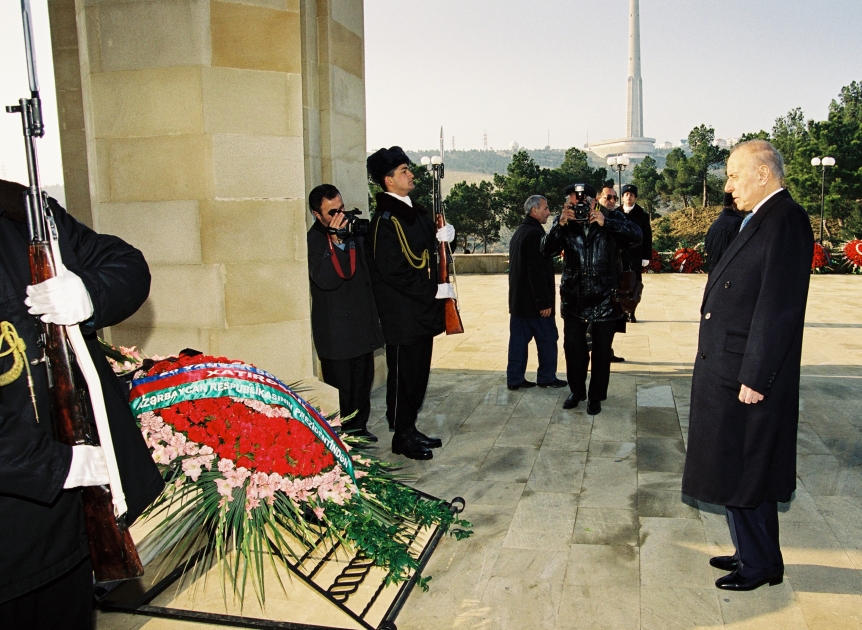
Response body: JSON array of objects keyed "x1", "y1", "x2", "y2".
[{"x1": 541, "y1": 208, "x2": 642, "y2": 322}]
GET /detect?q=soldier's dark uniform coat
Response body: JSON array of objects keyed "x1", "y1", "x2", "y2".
[
  {"x1": 366, "y1": 193, "x2": 444, "y2": 345},
  {"x1": 0, "y1": 187, "x2": 163, "y2": 603},
  {"x1": 682, "y1": 190, "x2": 813, "y2": 507}
]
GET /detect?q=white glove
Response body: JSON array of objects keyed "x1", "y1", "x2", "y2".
[
  {"x1": 25, "y1": 264, "x2": 94, "y2": 325},
  {"x1": 435, "y1": 283, "x2": 456, "y2": 300},
  {"x1": 64, "y1": 445, "x2": 110, "y2": 488},
  {"x1": 641, "y1": 259, "x2": 649, "y2": 267},
  {"x1": 436, "y1": 223, "x2": 455, "y2": 243}
]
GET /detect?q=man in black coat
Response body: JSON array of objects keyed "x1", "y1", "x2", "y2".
[
  {"x1": 506, "y1": 195, "x2": 565, "y2": 391},
  {"x1": 365, "y1": 147, "x2": 455, "y2": 460},
  {"x1": 307, "y1": 184, "x2": 385, "y2": 442},
  {"x1": 541, "y1": 183, "x2": 642, "y2": 415},
  {"x1": 619, "y1": 184, "x2": 652, "y2": 323},
  {"x1": 705, "y1": 192, "x2": 743, "y2": 271},
  {"x1": 682, "y1": 141, "x2": 814, "y2": 591},
  {"x1": 0, "y1": 179, "x2": 163, "y2": 628}
]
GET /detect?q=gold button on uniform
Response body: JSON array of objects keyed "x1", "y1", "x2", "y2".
[{"x1": 705, "y1": 313, "x2": 711, "y2": 320}]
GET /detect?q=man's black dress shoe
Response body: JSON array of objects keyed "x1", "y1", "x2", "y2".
[
  {"x1": 413, "y1": 430, "x2": 442, "y2": 449},
  {"x1": 587, "y1": 399, "x2": 602, "y2": 415},
  {"x1": 563, "y1": 393, "x2": 587, "y2": 409},
  {"x1": 537, "y1": 378, "x2": 567, "y2": 388},
  {"x1": 709, "y1": 555, "x2": 739, "y2": 572},
  {"x1": 715, "y1": 569, "x2": 783, "y2": 591},
  {"x1": 629, "y1": 314, "x2": 637, "y2": 323},
  {"x1": 507, "y1": 380, "x2": 537, "y2": 391},
  {"x1": 609, "y1": 355, "x2": 625, "y2": 363},
  {"x1": 392, "y1": 435, "x2": 432, "y2": 460}
]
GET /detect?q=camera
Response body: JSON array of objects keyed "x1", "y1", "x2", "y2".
[
  {"x1": 327, "y1": 208, "x2": 370, "y2": 239},
  {"x1": 566, "y1": 184, "x2": 590, "y2": 223}
]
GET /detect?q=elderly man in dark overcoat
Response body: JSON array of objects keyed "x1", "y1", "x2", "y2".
[
  {"x1": 681, "y1": 140, "x2": 813, "y2": 591},
  {"x1": 365, "y1": 147, "x2": 456, "y2": 461},
  {"x1": 0, "y1": 179, "x2": 163, "y2": 628}
]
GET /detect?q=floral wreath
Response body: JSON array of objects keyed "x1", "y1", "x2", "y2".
[{"x1": 670, "y1": 247, "x2": 704, "y2": 273}]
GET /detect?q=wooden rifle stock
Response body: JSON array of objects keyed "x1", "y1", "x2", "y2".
[
  {"x1": 29, "y1": 241, "x2": 143, "y2": 582},
  {"x1": 435, "y1": 214, "x2": 464, "y2": 335}
]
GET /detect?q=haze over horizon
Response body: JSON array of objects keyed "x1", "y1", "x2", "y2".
[{"x1": 1, "y1": 1, "x2": 860, "y2": 187}]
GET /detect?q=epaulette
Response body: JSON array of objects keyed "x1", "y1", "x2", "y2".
[{"x1": 382, "y1": 211, "x2": 391, "y2": 220}]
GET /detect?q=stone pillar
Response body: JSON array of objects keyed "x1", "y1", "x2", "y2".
[{"x1": 46, "y1": 0, "x2": 372, "y2": 400}]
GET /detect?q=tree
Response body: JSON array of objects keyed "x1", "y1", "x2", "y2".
[
  {"x1": 631, "y1": 155, "x2": 661, "y2": 218},
  {"x1": 445, "y1": 180, "x2": 502, "y2": 252},
  {"x1": 688, "y1": 125, "x2": 729, "y2": 209},
  {"x1": 660, "y1": 147, "x2": 697, "y2": 208},
  {"x1": 493, "y1": 150, "x2": 544, "y2": 229}
]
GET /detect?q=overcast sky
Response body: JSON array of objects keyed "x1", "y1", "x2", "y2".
[{"x1": 1, "y1": 1, "x2": 860, "y2": 186}]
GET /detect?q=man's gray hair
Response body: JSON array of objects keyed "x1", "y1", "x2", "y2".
[
  {"x1": 524, "y1": 195, "x2": 546, "y2": 216},
  {"x1": 730, "y1": 139, "x2": 785, "y2": 182}
]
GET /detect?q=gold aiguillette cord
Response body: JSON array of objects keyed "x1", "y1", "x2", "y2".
[{"x1": 0, "y1": 321, "x2": 40, "y2": 422}]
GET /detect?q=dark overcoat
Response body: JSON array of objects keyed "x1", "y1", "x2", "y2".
[
  {"x1": 307, "y1": 221, "x2": 384, "y2": 360},
  {"x1": 682, "y1": 190, "x2": 813, "y2": 507},
  {"x1": 704, "y1": 207, "x2": 744, "y2": 272},
  {"x1": 366, "y1": 193, "x2": 444, "y2": 346},
  {"x1": 0, "y1": 191, "x2": 164, "y2": 603},
  {"x1": 620, "y1": 204, "x2": 653, "y2": 272},
  {"x1": 508, "y1": 215, "x2": 555, "y2": 318},
  {"x1": 540, "y1": 210, "x2": 642, "y2": 322}
]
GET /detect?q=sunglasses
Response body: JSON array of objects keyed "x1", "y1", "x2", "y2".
[{"x1": 604, "y1": 195, "x2": 618, "y2": 201}]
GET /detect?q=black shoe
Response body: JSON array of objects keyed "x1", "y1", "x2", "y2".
[
  {"x1": 709, "y1": 555, "x2": 739, "y2": 572},
  {"x1": 387, "y1": 418, "x2": 395, "y2": 432},
  {"x1": 392, "y1": 435, "x2": 433, "y2": 460},
  {"x1": 629, "y1": 314, "x2": 637, "y2": 323},
  {"x1": 587, "y1": 399, "x2": 602, "y2": 415},
  {"x1": 715, "y1": 569, "x2": 783, "y2": 591},
  {"x1": 610, "y1": 355, "x2": 625, "y2": 363},
  {"x1": 413, "y1": 430, "x2": 442, "y2": 449},
  {"x1": 507, "y1": 380, "x2": 537, "y2": 391},
  {"x1": 563, "y1": 393, "x2": 587, "y2": 409},
  {"x1": 537, "y1": 378, "x2": 567, "y2": 388}
]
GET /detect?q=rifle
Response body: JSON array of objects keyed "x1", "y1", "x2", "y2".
[
  {"x1": 422, "y1": 127, "x2": 464, "y2": 335},
  {"x1": 6, "y1": 0, "x2": 143, "y2": 582}
]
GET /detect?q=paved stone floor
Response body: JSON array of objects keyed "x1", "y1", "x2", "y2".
[
  {"x1": 97, "y1": 274, "x2": 862, "y2": 629},
  {"x1": 380, "y1": 274, "x2": 862, "y2": 629}
]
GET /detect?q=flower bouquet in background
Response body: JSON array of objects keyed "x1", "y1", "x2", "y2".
[
  {"x1": 130, "y1": 350, "x2": 471, "y2": 605},
  {"x1": 644, "y1": 248, "x2": 663, "y2": 273},
  {"x1": 840, "y1": 239, "x2": 862, "y2": 274},
  {"x1": 670, "y1": 247, "x2": 704, "y2": 273},
  {"x1": 811, "y1": 242, "x2": 831, "y2": 273}
]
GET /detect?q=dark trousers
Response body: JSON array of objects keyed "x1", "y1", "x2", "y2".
[
  {"x1": 320, "y1": 352, "x2": 375, "y2": 431},
  {"x1": 726, "y1": 501, "x2": 783, "y2": 576},
  {"x1": 0, "y1": 557, "x2": 93, "y2": 630},
  {"x1": 385, "y1": 337, "x2": 434, "y2": 437},
  {"x1": 563, "y1": 318, "x2": 616, "y2": 401},
  {"x1": 506, "y1": 316, "x2": 559, "y2": 386}
]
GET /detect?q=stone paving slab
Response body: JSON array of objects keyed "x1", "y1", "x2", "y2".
[{"x1": 98, "y1": 274, "x2": 862, "y2": 629}]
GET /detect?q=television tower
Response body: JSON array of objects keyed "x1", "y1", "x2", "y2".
[{"x1": 626, "y1": 0, "x2": 643, "y2": 138}]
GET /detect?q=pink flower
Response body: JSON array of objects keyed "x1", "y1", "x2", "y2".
[
  {"x1": 215, "y1": 478, "x2": 234, "y2": 498},
  {"x1": 313, "y1": 506, "x2": 325, "y2": 520},
  {"x1": 218, "y1": 458, "x2": 235, "y2": 473},
  {"x1": 182, "y1": 458, "x2": 203, "y2": 481}
]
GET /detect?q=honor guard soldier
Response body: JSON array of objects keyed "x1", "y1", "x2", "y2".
[{"x1": 365, "y1": 147, "x2": 455, "y2": 460}]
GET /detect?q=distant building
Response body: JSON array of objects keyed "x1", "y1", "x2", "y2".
[
  {"x1": 658, "y1": 141, "x2": 673, "y2": 150},
  {"x1": 714, "y1": 138, "x2": 728, "y2": 148}
]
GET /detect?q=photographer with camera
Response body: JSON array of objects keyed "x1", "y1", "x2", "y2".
[
  {"x1": 541, "y1": 183, "x2": 642, "y2": 415},
  {"x1": 307, "y1": 184, "x2": 385, "y2": 442}
]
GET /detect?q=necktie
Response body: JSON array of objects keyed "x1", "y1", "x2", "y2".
[{"x1": 739, "y1": 213, "x2": 753, "y2": 232}]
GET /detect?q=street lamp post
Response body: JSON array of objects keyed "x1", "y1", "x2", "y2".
[
  {"x1": 810, "y1": 156, "x2": 836, "y2": 243},
  {"x1": 607, "y1": 156, "x2": 630, "y2": 198}
]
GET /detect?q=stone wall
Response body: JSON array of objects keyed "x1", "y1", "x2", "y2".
[
  {"x1": 47, "y1": 0, "x2": 370, "y2": 404},
  {"x1": 454, "y1": 253, "x2": 510, "y2": 274}
]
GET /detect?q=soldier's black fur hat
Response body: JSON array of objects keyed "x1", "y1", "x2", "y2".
[
  {"x1": 621, "y1": 184, "x2": 638, "y2": 197},
  {"x1": 367, "y1": 146, "x2": 411, "y2": 186}
]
